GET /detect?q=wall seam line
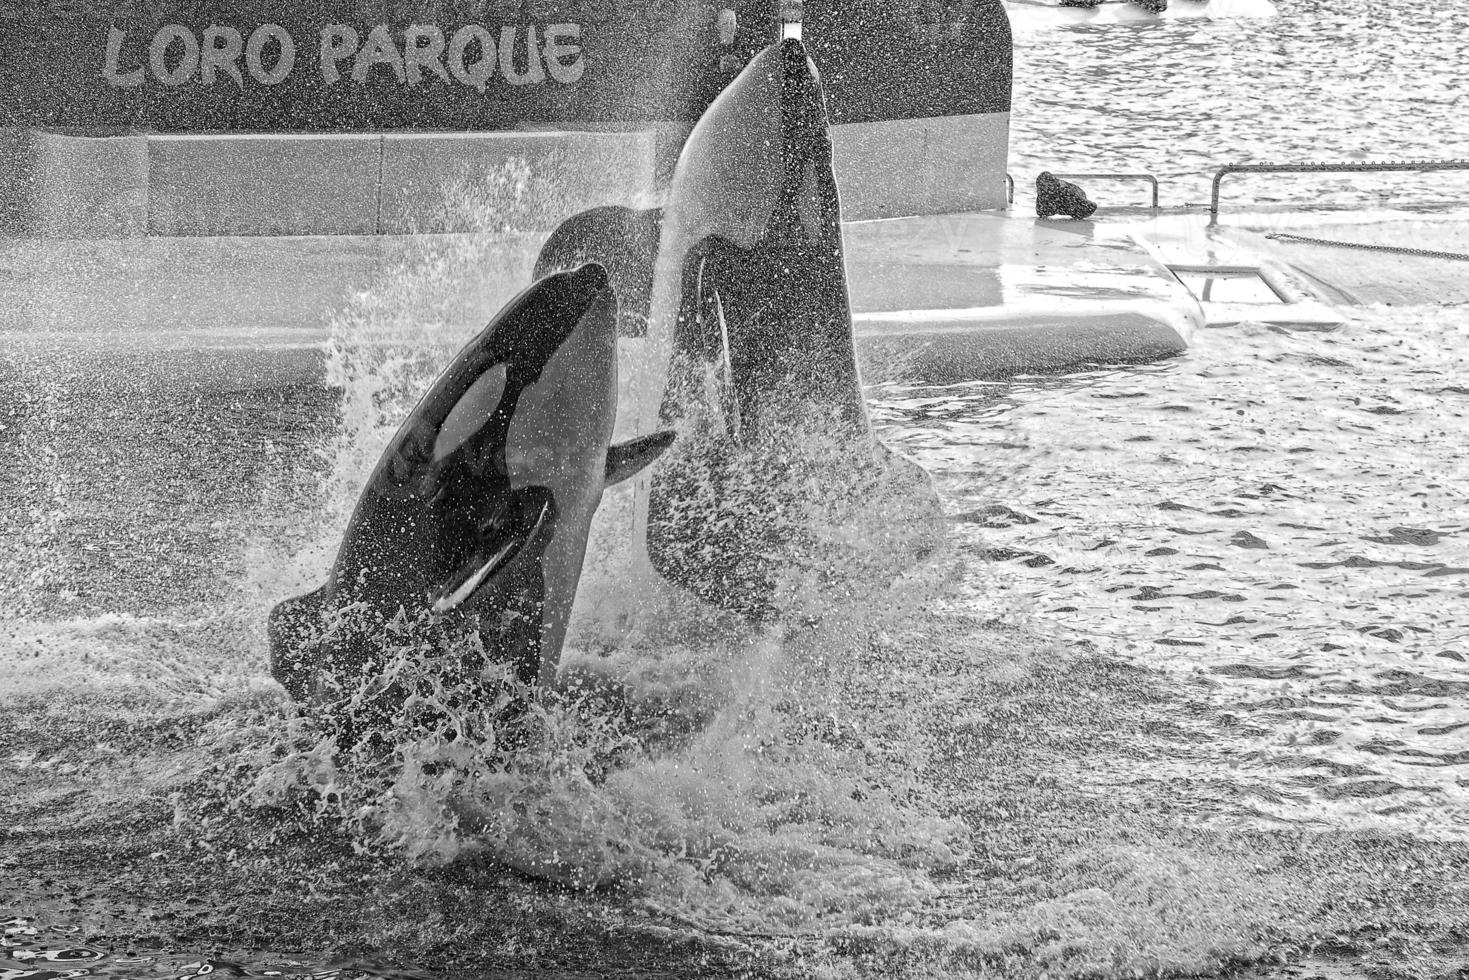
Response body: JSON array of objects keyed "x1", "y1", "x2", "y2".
[{"x1": 375, "y1": 133, "x2": 385, "y2": 236}]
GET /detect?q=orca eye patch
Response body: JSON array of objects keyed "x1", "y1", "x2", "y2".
[{"x1": 435, "y1": 363, "x2": 509, "y2": 463}]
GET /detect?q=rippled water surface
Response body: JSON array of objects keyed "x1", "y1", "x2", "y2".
[
  {"x1": 872, "y1": 306, "x2": 1469, "y2": 835},
  {"x1": 978, "y1": 0, "x2": 1469, "y2": 839},
  {"x1": 1009, "y1": 0, "x2": 1469, "y2": 210},
  {"x1": 3, "y1": 918, "x2": 428, "y2": 980}
]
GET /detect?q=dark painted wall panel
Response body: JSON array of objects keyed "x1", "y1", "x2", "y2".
[{"x1": 0, "y1": 1, "x2": 1010, "y2": 132}]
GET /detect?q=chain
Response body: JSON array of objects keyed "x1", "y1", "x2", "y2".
[{"x1": 1265, "y1": 232, "x2": 1469, "y2": 262}]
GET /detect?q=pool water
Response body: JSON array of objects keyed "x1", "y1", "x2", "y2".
[
  {"x1": 2, "y1": 917, "x2": 429, "y2": 980},
  {"x1": 872, "y1": 305, "x2": 1469, "y2": 837},
  {"x1": 992, "y1": 0, "x2": 1469, "y2": 841},
  {"x1": 1009, "y1": 0, "x2": 1469, "y2": 212}
]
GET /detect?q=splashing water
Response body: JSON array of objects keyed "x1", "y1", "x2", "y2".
[
  {"x1": 166, "y1": 186, "x2": 1390, "y2": 979},
  {"x1": 196, "y1": 159, "x2": 971, "y2": 948},
  {"x1": 246, "y1": 160, "x2": 583, "y2": 599},
  {"x1": 7, "y1": 145, "x2": 1469, "y2": 977}
]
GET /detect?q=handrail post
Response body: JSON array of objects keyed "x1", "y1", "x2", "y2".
[
  {"x1": 1048, "y1": 172, "x2": 1161, "y2": 209},
  {"x1": 1209, "y1": 165, "x2": 1234, "y2": 223}
]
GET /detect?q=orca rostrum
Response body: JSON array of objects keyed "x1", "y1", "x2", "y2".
[
  {"x1": 537, "y1": 39, "x2": 945, "y2": 619},
  {"x1": 268, "y1": 264, "x2": 674, "y2": 711}
]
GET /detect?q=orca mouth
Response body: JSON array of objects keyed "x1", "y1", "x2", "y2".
[
  {"x1": 429, "y1": 486, "x2": 557, "y2": 615},
  {"x1": 431, "y1": 539, "x2": 522, "y2": 615}
]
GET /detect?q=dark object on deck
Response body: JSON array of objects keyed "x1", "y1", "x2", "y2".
[
  {"x1": 1131, "y1": 0, "x2": 1169, "y2": 11},
  {"x1": 1059, "y1": 0, "x2": 1105, "y2": 7},
  {"x1": 1036, "y1": 172, "x2": 1098, "y2": 219}
]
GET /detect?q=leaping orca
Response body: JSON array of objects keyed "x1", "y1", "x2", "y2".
[
  {"x1": 536, "y1": 39, "x2": 944, "y2": 618},
  {"x1": 268, "y1": 263, "x2": 675, "y2": 709}
]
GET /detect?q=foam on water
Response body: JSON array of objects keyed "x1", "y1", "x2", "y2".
[
  {"x1": 2, "y1": 315, "x2": 1457, "y2": 979},
  {"x1": 110, "y1": 205, "x2": 1349, "y2": 979},
  {"x1": 137, "y1": 168, "x2": 956, "y2": 945},
  {"x1": 0, "y1": 175, "x2": 1216, "y2": 978},
  {"x1": 230, "y1": 429, "x2": 965, "y2": 936}
]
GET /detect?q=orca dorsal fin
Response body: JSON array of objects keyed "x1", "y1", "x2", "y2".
[{"x1": 604, "y1": 431, "x2": 677, "y2": 487}]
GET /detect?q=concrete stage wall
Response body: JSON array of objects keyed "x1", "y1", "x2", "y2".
[
  {"x1": 148, "y1": 133, "x2": 383, "y2": 237},
  {"x1": 0, "y1": 127, "x2": 660, "y2": 238},
  {"x1": 0, "y1": 117, "x2": 1007, "y2": 239},
  {"x1": 832, "y1": 113, "x2": 1010, "y2": 220},
  {"x1": 0, "y1": 128, "x2": 150, "y2": 238}
]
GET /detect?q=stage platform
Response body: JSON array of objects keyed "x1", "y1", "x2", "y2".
[{"x1": 0, "y1": 209, "x2": 1199, "y2": 387}]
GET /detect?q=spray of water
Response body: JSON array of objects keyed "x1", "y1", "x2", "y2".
[
  {"x1": 198, "y1": 157, "x2": 983, "y2": 944},
  {"x1": 13, "y1": 162, "x2": 1457, "y2": 979},
  {"x1": 192, "y1": 161, "x2": 1364, "y2": 978}
]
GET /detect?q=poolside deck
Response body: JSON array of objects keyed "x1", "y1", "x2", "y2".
[
  {"x1": 1, "y1": 208, "x2": 1203, "y2": 387},
  {"x1": 845, "y1": 210, "x2": 1200, "y2": 381}
]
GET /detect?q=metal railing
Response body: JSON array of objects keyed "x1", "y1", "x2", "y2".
[
  {"x1": 1049, "y1": 172, "x2": 1160, "y2": 208},
  {"x1": 1210, "y1": 160, "x2": 1469, "y2": 220}
]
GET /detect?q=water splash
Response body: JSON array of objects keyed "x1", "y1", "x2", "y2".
[
  {"x1": 208, "y1": 158, "x2": 968, "y2": 942},
  {"x1": 7, "y1": 135, "x2": 1469, "y2": 978},
  {"x1": 217, "y1": 552, "x2": 969, "y2": 937}
]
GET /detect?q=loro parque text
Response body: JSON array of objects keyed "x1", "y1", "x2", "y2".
[{"x1": 101, "y1": 22, "x2": 586, "y2": 91}]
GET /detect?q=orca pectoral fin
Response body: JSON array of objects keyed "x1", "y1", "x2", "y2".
[
  {"x1": 430, "y1": 487, "x2": 557, "y2": 615},
  {"x1": 268, "y1": 586, "x2": 329, "y2": 703},
  {"x1": 604, "y1": 431, "x2": 677, "y2": 487}
]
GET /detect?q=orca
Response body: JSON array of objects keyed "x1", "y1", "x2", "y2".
[
  {"x1": 534, "y1": 204, "x2": 662, "y2": 339},
  {"x1": 536, "y1": 39, "x2": 944, "y2": 619},
  {"x1": 268, "y1": 263, "x2": 675, "y2": 711}
]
